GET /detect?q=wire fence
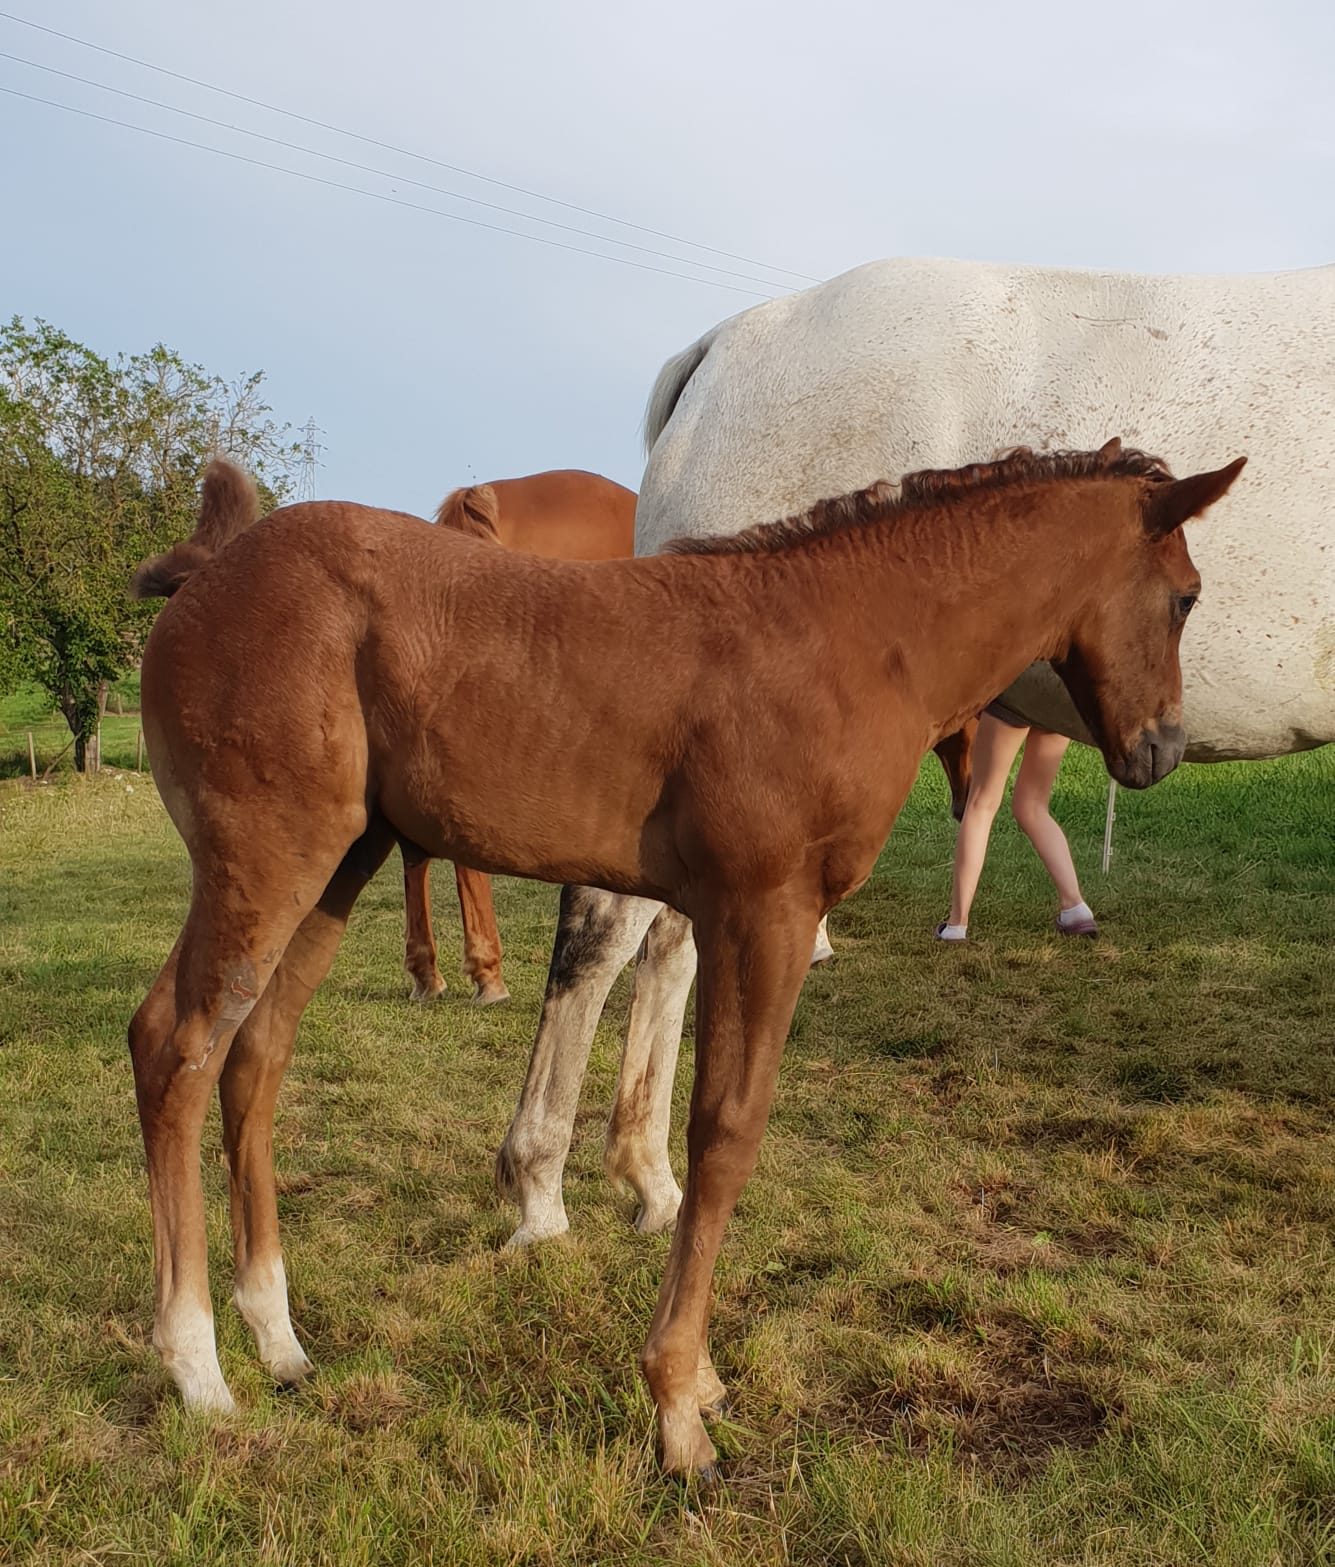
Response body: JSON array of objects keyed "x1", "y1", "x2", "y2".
[{"x1": 0, "y1": 715, "x2": 150, "y2": 780}]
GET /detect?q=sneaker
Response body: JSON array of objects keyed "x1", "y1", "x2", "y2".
[
  {"x1": 935, "y1": 921, "x2": 968, "y2": 943},
  {"x1": 1056, "y1": 903, "x2": 1098, "y2": 937}
]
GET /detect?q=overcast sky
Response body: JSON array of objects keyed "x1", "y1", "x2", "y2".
[{"x1": 3, "y1": 0, "x2": 1332, "y2": 514}]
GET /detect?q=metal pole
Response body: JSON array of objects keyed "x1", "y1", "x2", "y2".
[{"x1": 1102, "y1": 778, "x2": 1117, "y2": 874}]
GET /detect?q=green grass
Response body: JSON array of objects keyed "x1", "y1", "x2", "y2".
[{"x1": 0, "y1": 747, "x2": 1332, "y2": 1565}]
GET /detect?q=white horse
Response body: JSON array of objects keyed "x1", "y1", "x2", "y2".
[{"x1": 495, "y1": 256, "x2": 1335, "y2": 1246}]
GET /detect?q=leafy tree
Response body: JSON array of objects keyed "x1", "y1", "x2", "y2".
[{"x1": 0, "y1": 318, "x2": 299, "y2": 769}]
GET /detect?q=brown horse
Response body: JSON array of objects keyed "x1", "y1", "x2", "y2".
[
  {"x1": 413, "y1": 470, "x2": 637, "y2": 1004},
  {"x1": 128, "y1": 440, "x2": 1241, "y2": 1474},
  {"x1": 422, "y1": 471, "x2": 978, "y2": 1003}
]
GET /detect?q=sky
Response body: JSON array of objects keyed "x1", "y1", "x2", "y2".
[{"x1": 2, "y1": 0, "x2": 1332, "y2": 516}]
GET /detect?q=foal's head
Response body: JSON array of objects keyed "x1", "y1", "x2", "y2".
[{"x1": 1043, "y1": 439, "x2": 1246, "y2": 787}]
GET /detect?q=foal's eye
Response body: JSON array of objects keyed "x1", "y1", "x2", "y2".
[{"x1": 1176, "y1": 593, "x2": 1198, "y2": 618}]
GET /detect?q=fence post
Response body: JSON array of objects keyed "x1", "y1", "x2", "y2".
[
  {"x1": 1102, "y1": 779, "x2": 1117, "y2": 874},
  {"x1": 27, "y1": 730, "x2": 36, "y2": 781},
  {"x1": 136, "y1": 729, "x2": 143, "y2": 772}
]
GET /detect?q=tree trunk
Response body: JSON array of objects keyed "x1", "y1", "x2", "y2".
[{"x1": 62, "y1": 680, "x2": 108, "y2": 774}]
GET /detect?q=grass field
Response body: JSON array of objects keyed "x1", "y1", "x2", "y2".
[{"x1": 0, "y1": 747, "x2": 1332, "y2": 1565}]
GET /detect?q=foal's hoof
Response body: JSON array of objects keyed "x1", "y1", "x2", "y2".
[
  {"x1": 268, "y1": 1348, "x2": 315, "y2": 1387},
  {"x1": 471, "y1": 978, "x2": 511, "y2": 1006},
  {"x1": 177, "y1": 1378, "x2": 238, "y2": 1417},
  {"x1": 659, "y1": 1404, "x2": 720, "y2": 1478}
]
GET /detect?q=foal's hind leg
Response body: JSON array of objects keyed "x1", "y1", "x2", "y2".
[
  {"x1": 603, "y1": 906, "x2": 696, "y2": 1235},
  {"x1": 221, "y1": 823, "x2": 396, "y2": 1387},
  {"x1": 496, "y1": 885, "x2": 660, "y2": 1246},
  {"x1": 129, "y1": 892, "x2": 322, "y2": 1411},
  {"x1": 402, "y1": 848, "x2": 445, "y2": 1001},
  {"x1": 455, "y1": 865, "x2": 509, "y2": 1005}
]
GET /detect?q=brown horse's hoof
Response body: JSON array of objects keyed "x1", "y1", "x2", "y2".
[
  {"x1": 409, "y1": 975, "x2": 447, "y2": 1002},
  {"x1": 471, "y1": 978, "x2": 511, "y2": 1006}
]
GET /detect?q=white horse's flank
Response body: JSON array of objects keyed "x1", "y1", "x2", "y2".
[
  {"x1": 495, "y1": 256, "x2": 1334, "y2": 1247},
  {"x1": 640, "y1": 256, "x2": 1335, "y2": 759}
]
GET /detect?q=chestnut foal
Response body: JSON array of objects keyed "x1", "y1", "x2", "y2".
[
  {"x1": 128, "y1": 440, "x2": 1241, "y2": 1474},
  {"x1": 409, "y1": 470, "x2": 637, "y2": 1005}
]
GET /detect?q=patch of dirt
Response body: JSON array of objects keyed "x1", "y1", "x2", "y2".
[{"x1": 851, "y1": 1356, "x2": 1117, "y2": 1481}]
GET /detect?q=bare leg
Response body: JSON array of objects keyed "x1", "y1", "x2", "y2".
[
  {"x1": 402, "y1": 849, "x2": 445, "y2": 1001},
  {"x1": 1010, "y1": 728, "x2": 1085, "y2": 909},
  {"x1": 641, "y1": 891, "x2": 817, "y2": 1476},
  {"x1": 947, "y1": 714, "x2": 1030, "y2": 929},
  {"x1": 221, "y1": 823, "x2": 395, "y2": 1387},
  {"x1": 495, "y1": 885, "x2": 660, "y2": 1246},
  {"x1": 604, "y1": 906, "x2": 696, "y2": 1234},
  {"x1": 455, "y1": 865, "x2": 509, "y2": 1004}
]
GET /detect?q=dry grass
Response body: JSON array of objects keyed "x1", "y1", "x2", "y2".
[{"x1": 0, "y1": 745, "x2": 1332, "y2": 1565}]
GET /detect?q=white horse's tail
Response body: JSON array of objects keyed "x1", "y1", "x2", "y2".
[{"x1": 642, "y1": 328, "x2": 720, "y2": 454}]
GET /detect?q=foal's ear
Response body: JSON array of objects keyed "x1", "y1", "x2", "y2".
[{"x1": 1145, "y1": 456, "x2": 1247, "y2": 537}]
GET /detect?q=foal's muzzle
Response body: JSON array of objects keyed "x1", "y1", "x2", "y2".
[{"x1": 1107, "y1": 722, "x2": 1186, "y2": 789}]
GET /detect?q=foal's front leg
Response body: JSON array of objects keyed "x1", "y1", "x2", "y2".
[{"x1": 640, "y1": 893, "x2": 817, "y2": 1476}]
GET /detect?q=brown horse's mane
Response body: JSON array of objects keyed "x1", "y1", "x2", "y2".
[{"x1": 665, "y1": 442, "x2": 1176, "y2": 557}]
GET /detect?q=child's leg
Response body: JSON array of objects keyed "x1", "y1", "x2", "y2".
[
  {"x1": 944, "y1": 715, "x2": 1029, "y2": 932},
  {"x1": 1010, "y1": 729, "x2": 1087, "y2": 912}
]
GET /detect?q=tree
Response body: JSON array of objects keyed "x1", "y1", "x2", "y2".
[{"x1": 0, "y1": 318, "x2": 299, "y2": 769}]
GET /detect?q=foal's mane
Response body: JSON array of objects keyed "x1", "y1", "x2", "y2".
[{"x1": 665, "y1": 443, "x2": 1175, "y2": 557}]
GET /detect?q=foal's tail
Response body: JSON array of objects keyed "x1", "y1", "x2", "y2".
[
  {"x1": 130, "y1": 458, "x2": 263, "y2": 600},
  {"x1": 434, "y1": 483, "x2": 501, "y2": 542}
]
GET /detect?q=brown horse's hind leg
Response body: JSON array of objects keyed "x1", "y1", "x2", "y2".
[
  {"x1": 640, "y1": 891, "x2": 817, "y2": 1476},
  {"x1": 402, "y1": 849, "x2": 446, "y2": 1001},
  {"x1": 603, "y1": 906, "x2": 695, "y2": 1234},
  {"x1": 496, "y1": 885, "x2": 660, "y2": 1246},
  {"x1": 221, "y1": 822, "x2": 396, "y2": 1387},
  {"x1": 455, "y1": 865, "x2": 509, "y2": 1005}
]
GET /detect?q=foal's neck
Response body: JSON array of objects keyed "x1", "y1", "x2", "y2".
[{"x1": 809, "y1": 480, "x2": 1119, "y2": 737}]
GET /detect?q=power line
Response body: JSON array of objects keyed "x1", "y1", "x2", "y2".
[
  {"x1": 0, "y1": 48, "x2": 795, "y2": 292},
  {"x1": 0, "y1": 85, "x2": 786, "y2": 299},
  {"x1": 0, "y1": 9, "x2": 820, "y2": 286}
]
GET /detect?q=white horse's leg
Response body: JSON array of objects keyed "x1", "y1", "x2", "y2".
[
  {"x1": 495, "y1": 885, "x2": 660, "y2": 1247},
  {"x1": 604, "y1": 906, "x2": 696, "y2": 1234}
]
